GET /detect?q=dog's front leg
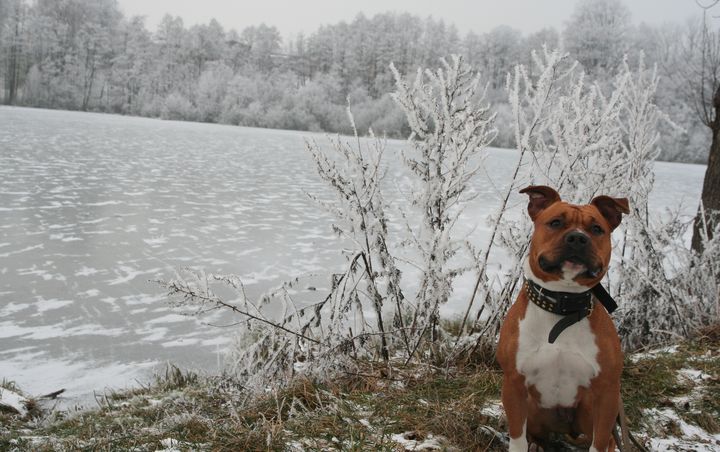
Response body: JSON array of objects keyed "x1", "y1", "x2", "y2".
[
  {"x1": 502, "y1": 373, "x2": 529, "y2": 451},
  {"x1": 589, "y1": 383, "x2": 620, "y2": 452}
]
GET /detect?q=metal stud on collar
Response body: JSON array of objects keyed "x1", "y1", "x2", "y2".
[
  {"x1": 524, "y1": 278, "x2": 596, "y2": 343},
  {"x1": 525, "y1": 279, "x2": 592, "y2": 314}
]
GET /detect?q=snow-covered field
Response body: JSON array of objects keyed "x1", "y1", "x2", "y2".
[{"x1": 0, "y1": 106, "x2": 706, "y2": 406}]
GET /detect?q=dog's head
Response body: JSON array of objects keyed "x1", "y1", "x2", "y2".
[{"x1": 520, "y1": 185, "x2": 629, "y2": 287}]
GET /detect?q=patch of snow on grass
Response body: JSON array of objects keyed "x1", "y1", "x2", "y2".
[
  {"x1": 629, "y1": 344, "x2": 680, "y2": 363},
  {"x1": 391, "y1": 431, "x2": 452, "y2": 451},
  {"x1": 646, "y1": 408, "x2": 720, "y2": 452},
  {"x1": 0, "y1": 387, "x2": 28, "y2": 416},
  {"x1": 677, "y1": 368, "x2": 713, "y2": 383},
  {"x1": 480, "y1": 400, "x2": 503, "y2": 418},
  {"x1": 358, "y1": 418, "x2": 372, "y2": 428},
  {"x1": 155, "y1": 438, "x2": 181, "y2": 452},
  {"x1": 671, "y1": 368, "x2": 715, "y2": 415}
]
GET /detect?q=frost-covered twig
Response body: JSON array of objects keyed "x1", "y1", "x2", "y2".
[
  {"x1": 391, "y1": 55, "x2": 496, "y2": 362},
  {"x1": 160, "y1": 273, "x2": 321, "y2": 344},
  {"x1": 463, "y1": 48, "x2": 576, "y2": 342},
  {"x1": 306, "y1": 108, "x2": 410, "y2": 363}
]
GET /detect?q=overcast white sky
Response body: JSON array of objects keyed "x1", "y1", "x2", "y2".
[{"x1": 116, "y1": 0, "x2": 704, "y2": 38}]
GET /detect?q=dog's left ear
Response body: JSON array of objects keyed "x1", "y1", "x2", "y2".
[
  {"x1": 519, "y1": 185, "x2": 561, "y2": 221},
  {"x1": 591, "y1": 196, "x2": 630, "y2": 231}
]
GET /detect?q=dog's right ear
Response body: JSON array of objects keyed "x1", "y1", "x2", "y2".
[{"x1": 519, "y1": 185, "x2": 561, "y2": 221}]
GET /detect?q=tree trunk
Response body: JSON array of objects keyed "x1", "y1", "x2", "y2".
[
  {"x1": 691, "y1": 88, "x2": 720, "y2": 253},
  {"x1": 5, "y1": 11, "x2": 20, "y2": 105}
]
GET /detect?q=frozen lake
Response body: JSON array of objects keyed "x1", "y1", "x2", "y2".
[{"x1": 0, "y1": 106, "x2": 706, "y2": 406}]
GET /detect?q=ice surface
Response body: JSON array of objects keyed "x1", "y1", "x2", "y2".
[{"x1": 0, "y1": 106, "x2": 706, "y2": 406}]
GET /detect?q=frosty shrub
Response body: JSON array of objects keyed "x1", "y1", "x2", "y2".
[
  {"x1": 389, "y1": 55, "x2": 497, "y2": 361},
  {"x1": 346, "y1": 93, "x2": 409, "y2": 138},
  {"x1": 464, "y1": 49, "x2": 662, "y2": 348},
  {"x1": 457, "y1": 49, "x2": 594, "y2": 352},
  {"x1": 305, "y1": 121, "x2": 402, "y2": 364},
  {"x1": 161, "y1": 271, "x2": 348, "y2": 391},
  {"x1": 618, "y1": 208, "x2": 720, "y2": 348},
  {"x1": 195, "y1": 63, "x2": 233, "y2": 123},
  {"x1": 161, "y1": 55, "x2": 496, "y2": 390},
  {"x1": 461, "y1": 48, "x2": 717, "y2": 351},
  {"x1": 299, "y1": 55, "x2": 496, "y2": 367},
  {"x1": 161, "y1": 92, "x2": 195, "y2": 121}
]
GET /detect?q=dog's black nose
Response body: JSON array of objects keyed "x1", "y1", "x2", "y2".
[{"x1": 564, "y1": 231, "x2": 589, "y2": 249}]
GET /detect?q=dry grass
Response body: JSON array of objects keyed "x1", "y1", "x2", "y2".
[
  {"x1": 2, "y1": 329, "x2": 719, "y2": 451},
  {"x1": 1, "y1": 362, "x2": 506, "y2": 451},
  {"x1": 621, "y1": 325, "x2": 720, "y2": 442}
]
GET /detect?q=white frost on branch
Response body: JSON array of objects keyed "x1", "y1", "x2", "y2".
[{"x1": 390, "y1": 55, "x2": 497, "y2": 360}]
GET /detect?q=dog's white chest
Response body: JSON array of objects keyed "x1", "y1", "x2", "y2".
[{"x1": 516, "y1": 302, "x2": 600, "y2": 408}]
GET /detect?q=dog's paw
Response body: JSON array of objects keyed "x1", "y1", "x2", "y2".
[
  {"x1": 564, "y1": 433, "x2": 591, "y2": 447},
  {"x1": 529, "y1": 443, "x2": 544, "y2": 452}
]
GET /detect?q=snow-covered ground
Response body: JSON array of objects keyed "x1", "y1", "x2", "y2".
[{"x1": 0, "y1": 106, "x2": 706, "y2": 406}]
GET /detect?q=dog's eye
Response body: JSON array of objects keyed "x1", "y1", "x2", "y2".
[
  {"x1": 591, "y1": 224, "x2": 605, "y2": 235},
  {"x1": 548, "y1": 219, "x2": 563, "y2": 229}
]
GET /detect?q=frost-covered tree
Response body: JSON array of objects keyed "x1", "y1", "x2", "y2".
[
  {"x1": 152, "y1": 15, "x2": 192, "y2": 101},
  {"x1": 478, "y1": 26, "x2": 523, "y2": 91},
  {"x1": 195, "y1": 62, "x2": 233, "y2": 122},
  {"x1": 188, "y1": 19, "x2": 225, "y2": 75},
  {"x1": 241, "y1": 24, "x2": 281, "y2": 73},
  {"x1": 521, "y1": 28, "x2": 560, "y2": 78},
  {"x1": 110, "y1": 16, "x2": 153, "y2": 114},
  {"x1": 563, "y1": 0, "x2": 632, "y2": 76},
  {"x1": 14, "y1": 0, "x2": 122, "y2": 109},
  {"x1": 306, "y1": 122, "x2": 403, "y2": 363},
  {"x1": 1, "y1": 0, "x2": 27, "y2": 104},
  {"x1": 0, "y1": 0, "x2": 713, "y2": 164},
  {"x1": 674, "y1": 2, "x2": 720, "y2": 254}
]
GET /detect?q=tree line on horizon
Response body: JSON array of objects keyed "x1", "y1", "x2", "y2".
[{"x1": 0, "y1": 0, "x2": 713, "y2": 163}]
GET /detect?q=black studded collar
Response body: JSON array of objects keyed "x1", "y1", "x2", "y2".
[
  {"x1": 524, "y1": 279, "x2": 594, "y2": 344},
  {"x1": 524, "y1": 279, "x2": 619, "y2": 344},
  {"x1": 525, "y1": 279, "x2": 593, "y2": 314}
]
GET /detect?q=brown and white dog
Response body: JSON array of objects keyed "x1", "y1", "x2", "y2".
[{"x1": 496, "y1": 186, "x2": 630, "y2": 452}]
